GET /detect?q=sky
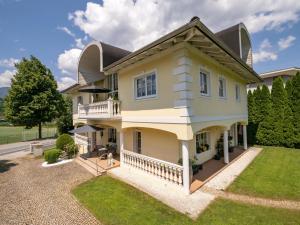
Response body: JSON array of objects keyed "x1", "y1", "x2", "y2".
[{"x1": 0, "y1": 0, "x2": 300, "y2": 90}]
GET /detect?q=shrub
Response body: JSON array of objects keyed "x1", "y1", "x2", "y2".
[
  {"x1": 64, "y1": 143, "x2": 78, "y2": 158},
  {"x1": 44, "y1": 149, "x2": 61, "y2": 164},
  {"x1": 56, "y1": 134, "x2": 74, "y2": 150}
]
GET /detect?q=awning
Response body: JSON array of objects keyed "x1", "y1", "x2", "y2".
[
  {"x1": 79, "y1": 84, "x2": 111, "y2": 93},
  {"x1": 69, "y1": 125, "x2": 104, "y2": 134}
]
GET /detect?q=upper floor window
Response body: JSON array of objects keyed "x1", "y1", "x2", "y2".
[
  {"x1": 218, "y1": 77, "x2": 226, "y2": 98},
  {"x1": 235, "y1": 84, "x2": 240, "y2": 101},
  {"x1": 200, "y1": 70, "x2": 210, "y2": 96},
  {"x1": 135, "y1": 72, "x2": 157, "y2": 99},
  {"x1": 196, "y1": 132, "x2": 210, "y2": 154}
]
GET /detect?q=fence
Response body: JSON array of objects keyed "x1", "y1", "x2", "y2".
[{"x1": 0, "y1": 127, "x2": 57, "y2": 145}]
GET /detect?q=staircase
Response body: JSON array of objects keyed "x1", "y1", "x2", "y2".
[{"x1": 75, "y1": 156, "x2": 106, "y2": 176}]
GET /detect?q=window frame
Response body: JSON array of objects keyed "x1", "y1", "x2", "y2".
[
  {"x1": 218, "y1": 76, "x2": 227, "y2": 99},
  {"x1": 199, "y1": 69, "x2": 211, "y2": 97},
  {"x1": 134, "y1": 70, "x2": 157, "y2": 100},
  {"x1": 195, "y1": 131, "x2": 210, "y2": 154}
]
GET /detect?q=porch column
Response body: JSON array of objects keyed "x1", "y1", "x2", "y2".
[
  {"x1": 223, "y1": 130, "x2": 229, "y2": 164},
  {"x1": 181, "y1": 140, "x2": 190, "y2": 194},
  {"x1": 120, "y1": 131, "x2": 124, "y2": 165},
  {"x1": 243, "y1": 125, "x2": 247, "y2": 150},
  {"x1": 234, "y1": 123, "x2": 238, "y2": 146}
]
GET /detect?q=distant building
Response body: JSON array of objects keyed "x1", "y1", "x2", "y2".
[{"x1": 248, "y1": 67, "x2": 300, "y2": 92}]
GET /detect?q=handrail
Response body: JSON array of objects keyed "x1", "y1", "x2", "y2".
[
  {"x1": 78, "y1": 99, "x2": 121, "y2": 118},
  {"x1": 121, "y1": 149, "x2": 183, "y2": 185}
]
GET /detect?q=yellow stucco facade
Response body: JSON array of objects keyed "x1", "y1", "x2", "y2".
[{"x1": 71, "y1": 43, "x2": 249, "y2": 165}]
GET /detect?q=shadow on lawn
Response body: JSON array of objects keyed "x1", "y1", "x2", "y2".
[{"x1": 0, "y1": 160, "x2": 18, "y2": 173}]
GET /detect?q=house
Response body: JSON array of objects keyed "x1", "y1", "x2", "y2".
[
  {"x1": 62, "y1": 17, "x2": 261, "y2": 194},
  {"x1": 247, "y1": 67, "x2": 300, "y2": 92}
]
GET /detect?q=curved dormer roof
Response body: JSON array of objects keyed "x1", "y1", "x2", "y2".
[
  {"x1": 215, "y1": 23, "x2": 253, "y2": 67},
  {"x1": 77, "y1": 41, "x2": 130, "y2": 84}
]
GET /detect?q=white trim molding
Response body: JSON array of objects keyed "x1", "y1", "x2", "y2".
[{"x1": 122, "y1": 114, "x2": 248, "y2": 124}]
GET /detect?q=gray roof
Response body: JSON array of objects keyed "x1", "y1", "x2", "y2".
[
  {"x1": 100, "y1": 42, "x2": 131, "y2": 67},
  {"x1": 215, "y1": 24, "x2": 241, "y2": 58}
]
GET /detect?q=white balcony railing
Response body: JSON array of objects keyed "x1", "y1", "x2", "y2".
[
  {"x1": 78, "y1": 99, "x2": 121, "y2": 119},
  {"x1": 121, "y1": 149, "x2": 183, "y2": 186},
  {"x1": 74, "y1": 133, "x2": 90, "y2": 146}
]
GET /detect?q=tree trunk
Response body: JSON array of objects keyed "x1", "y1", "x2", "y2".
[{"x1": 38, "y1": 122, "x2": 42, "y2": 139}]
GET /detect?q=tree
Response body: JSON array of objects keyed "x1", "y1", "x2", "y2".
[
  {"x1": 0, "y1": 98, "x2": 4, "y2": 118},
  {"x1": 4, "y1": 56, "x2": 63, "y2": 139},
  {"x1": 290, "y1": 72, "x2": 300, "y2": 148},
  {"x1": 56, "y1": 95, "x2": 74, "y2": 134},
  {"x1": 247, "y1": 90, "x2": 257, "y2": 144},
  {"x1": 257, "y1": 77, "x2": 293, "y2": 147},
  {"x1": 256, "y1": 85, "x2": 271, "y2": 124}
]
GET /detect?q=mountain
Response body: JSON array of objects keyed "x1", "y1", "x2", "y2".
[{"x1": 0, "y1": 87, "x2": 9, "y2": 99}]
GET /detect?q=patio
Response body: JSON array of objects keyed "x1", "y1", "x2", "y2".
[{"x1": 191, "y1": 147, "x2": 246, "y2": 192}]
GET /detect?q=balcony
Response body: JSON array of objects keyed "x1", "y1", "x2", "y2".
[{"x1": 78, "y1": 99, "x2": 121, "y2": 119}]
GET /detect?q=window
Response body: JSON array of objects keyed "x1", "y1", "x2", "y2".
[
  {"x1": 108, "y1": 128, "x2": 117, "y2": 143},
  {"x1": 135, "y1": 72, "x2": 156, "y2": 99},
  {"x1": 196, "y1": 132, "x2": 210, "y2": 154},
  {"x1": 218, "y1": 77, "x2": 226, "y2": 98},
  {"x1": 77, "y1": 96, "x2": 83, "y2": 105},
  {"x1": 134, "y1": 131, "x2": 142, "y2": 154},
  {"x1": 235, "y1": 84, "x2": 240, "y2": 101},
  {"x1": 200, "y1": 70, "x2": 210, "y2": 96}
]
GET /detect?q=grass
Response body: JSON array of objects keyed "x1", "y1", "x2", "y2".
[
  {"x1": 72, "y1": 176, "x2": 300, "y2": 225},
  {"x1": 0, "y1": 125, "x2": 57, "y2": 145},
  {"x1": 228, "y1": 146, "x2": 300, "y2": 200}
]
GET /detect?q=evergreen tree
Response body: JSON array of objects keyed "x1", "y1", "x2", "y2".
[
  {"x1": 5, "y1": 56, "x2": 63, "y2": 139},
  {"x1": 256, "y1": 85, "x2": 271, "y2": 123},
  {"x1": 252, "y1": 86, "x2": 261, "y2": 124},
  {"x1": 247, "y1": 90, "x2": 257, "y2": 144},
  {"x1": 257, "y1": 78, "x2": 287, "y2": 146},
  {"x1": 291, "y1": 72, "x2": 300, "y2": 148}
]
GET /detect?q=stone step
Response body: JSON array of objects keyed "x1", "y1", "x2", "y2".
[{"x1": 75, "y1": 156, "x2": 106, "y2": 176}]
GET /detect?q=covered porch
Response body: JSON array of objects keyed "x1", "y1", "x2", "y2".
[{"x1": 118, "y1": 123, "x2": 248, "y2": 194}]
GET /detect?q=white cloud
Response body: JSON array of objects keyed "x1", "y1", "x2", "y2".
[
  {"x1": 57, "y1": 48, "x2": 81, "y2": 76},
  {"x1": 0, "y1": 70, "x2": 16, "y2": 87},
  {"x1": 57, "y1": 26, "x2": 75, "y2": 38},
  {"x1": 253, "y1": 38, "x2": 278, "y2": 64},
  {"x1": 57, "y1": 77, "x2": 76, "y2": 91},
  {"x1": 69, "y1": 0, "x2": 300, "y2": 50},
  {"x1": 75, "y1": 38, "x2": 85, "y2": 49},
  {"x1": 278, "y1": 35, "x2": 296, "y2": 50},
  {"x1": 0, "y1": 58, "x2": 19, "y2": 68}
]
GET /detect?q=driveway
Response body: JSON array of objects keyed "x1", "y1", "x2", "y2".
[{"x1": 0, "y1": 155, "x2": 100, "y2": 225}]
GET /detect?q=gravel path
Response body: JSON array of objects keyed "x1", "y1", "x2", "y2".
[
  {"x1": 202, "y1": 187, "x2": 300, "y2": 211},
  {"x1": 0, "y1": 155, "x2": 101, "y2": 225}
]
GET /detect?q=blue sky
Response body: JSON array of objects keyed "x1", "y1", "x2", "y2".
[{"x1": 0, "y1": 0, "x2": 299, "y2": 89}]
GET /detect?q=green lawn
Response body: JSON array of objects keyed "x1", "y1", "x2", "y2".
[
  {"x1": 228, "y1": 146, "x2": 300, "y2": 200},
  {"x1": 0, "y1": 126, "x2": 57, "y2": 144},
  {"x1": 72, "y1": 176, "x2": 300, "y2": 225}
]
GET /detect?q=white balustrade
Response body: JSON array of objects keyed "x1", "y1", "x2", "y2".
[
  {"x1": 74, "y1": 133, "x2": 90, "y2": 146},
  {"x1": 121, "y1": 149, "x2": 183, "y2": 186},
  {"x1": 78, "y1": 99, "x2": 121, "y2": 119}
]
